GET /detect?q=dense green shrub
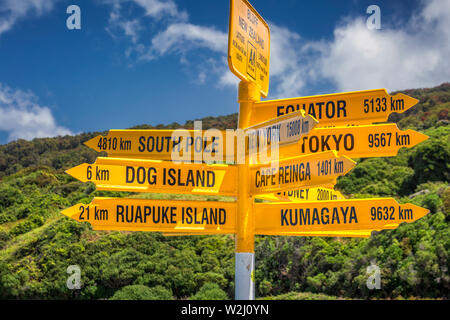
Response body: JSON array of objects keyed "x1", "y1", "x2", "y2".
[
  {"x1": 110, "y1": 285, "x2": 173, "y2": 300},
  {"x1": 190, "y1": 283, "x2": 229, "y2": 300},
  {"x1": 0, "y1": 228, "x2": 11, "y2": 249},
  {"x1": 408, "y1": 130, "x2": 450, "y2": 185},
  {"x1": 0, "y1": 185, "x2": 23, "y2": 210},
  {"x1": 10, "y1": 214, "x2": 45, "y2": 236}
]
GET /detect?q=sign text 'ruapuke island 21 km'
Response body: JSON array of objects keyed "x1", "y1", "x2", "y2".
[{"x1": 62, "y1": 0, "x2": 430, "y2": 300}]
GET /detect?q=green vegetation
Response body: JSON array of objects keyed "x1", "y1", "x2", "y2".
[
  {"x1": 0, "y1": 83, "x2": 448, "y2": 299},
  {"x1": 190, "y1": 282, "x2": 229, "y2": 300},
  {"x1": 111, "y1": 285, "x2": 173, "y2": 300},
  {"x1": 259, "y1": 291, "x2": 341, "y2": 300}
]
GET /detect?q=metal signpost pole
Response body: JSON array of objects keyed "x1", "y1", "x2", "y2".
[{"x1": 235, "y1": 80, "x2": 260, "y2": 300}]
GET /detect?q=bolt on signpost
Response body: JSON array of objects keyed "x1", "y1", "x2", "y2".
[{"x1": 62, "y1": 0, "x2": 430, "y2": 301}]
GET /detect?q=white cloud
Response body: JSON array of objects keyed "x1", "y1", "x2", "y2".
[
  {"x1": 318, "y1": 0, "x2": 450, "y2": 92},
  {"x1": 132, "y1": 0, "x2": 187, "y2": 20},
  {"x1": 143, "y1": 22, "x2": 227, "y2": 59},
  {"x1": 0, "y1": 0, "x2": 56, "y2": 36},
  {"x1": 104, "y1": 0, "x2": 188, "y2": 43},
  {"x1": 267, "y1": 24, "x2": 309, "y2": 98},
  {"x1": 258, "y1": 0, "x2": 450, "y2": 97},
  {"x1": 0, "y1": 83, "x2": 72, "y2": 142},
  {"x1": 106, "y1": 0, "x2": 450, "y2": 96}
]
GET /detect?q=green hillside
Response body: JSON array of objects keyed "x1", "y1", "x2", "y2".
[{"x1": 0, "y1": 84, "x2": 448, "y2": 300}]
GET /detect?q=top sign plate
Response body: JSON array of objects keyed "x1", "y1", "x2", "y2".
[{"x1": 228, "y1": 0, "x2": 270, "y2": 97}]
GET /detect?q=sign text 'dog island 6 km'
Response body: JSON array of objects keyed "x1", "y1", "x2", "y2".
[{"x1": 61, "y1": 0, "x2": 431, "y2": 301}]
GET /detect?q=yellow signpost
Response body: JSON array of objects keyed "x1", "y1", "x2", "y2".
[
  {"x1": 250, "y1": 151, "x2": 355, "y2": 195},
  {"x1": 248, "y1": 89, "x2": 419, "y2": 127},
  {"x1": 60, "y1": 0, "x2": 432, "y2": 301},
  {"x1": 278, "y1": 123, "x2": 428, "y2": 159},
  {"x1": 66, "y1": 157, "x2": 237, "y2": 196},
  {"x1": 228, "y1": 0, "x2": 270, "y2": 97},
  {"x1": 256, "y1": 186, "x2": 345, "y2": 202},
  {"x1": 61, "y1": 197, "x2": 237, "y2": 234},
  {"x1": 254, "y1": 198, "x2": 429, "y2": 235}
]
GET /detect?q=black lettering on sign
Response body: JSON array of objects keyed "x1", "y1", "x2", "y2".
[
  {"x1": 301, "y1": 134, "x2": 355, "y2": 153},
  {"x1": 276, "y1": 100, "x2": 347, "y2": 120},
  {"x1": 162, "y1": 169, "x2": 216, "y2": 187},
  {"x1": 281, "y1": 206, "x2": 358, "y2": 226},
  {"x1": 116, "y1": 205, "x2": 177, "y2": 224},
  {"x1": 278, "y1": 163, "x2": 311, "y2": 185},
  {"x1": 126, "y1": 166, "x2": 157, "y2": 185},
  {"x1": 181, "y1": 207, "x2": 227, "y2": 225},
  {"x1": 255, "y1": 167, "x2": 276, "y2": 188},
  {"x1": 138, "y1": 136, "x2": 177, "y2": 153}
]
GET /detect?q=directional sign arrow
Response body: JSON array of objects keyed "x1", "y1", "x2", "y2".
[
  {"x1": 245, "y1": 110, "x2": 318, "y2": 154},
  {"x1": 256, "y1": 186, "x2": 345, "y2": 202},
  {"x1": 249, "y1": 89, "x2": 419, "y2": 127},
  {"x1": 61, "y1": 197, "x2": 237, "y2": 233},
  {"x1": 66, "y1": 157, "x2": 238, "y2": 196},
  {"x1": 250, "y1": 151, "x2": 355, "y2": 195},
  {"x1": 277, "y1": 123, "x2": 428, "y2": 159},
  {"x1": 83, "y1": 129, "x2": 236, "y2": 162},
  {"x1": 254, "y1": 198, "x2": 429, "y2": 235}
]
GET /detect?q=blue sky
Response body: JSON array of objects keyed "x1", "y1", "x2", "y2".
[{"x1": 0, "y1": 0, "x2": 449, "y2": 144}]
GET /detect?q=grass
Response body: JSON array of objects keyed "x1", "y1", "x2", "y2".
[{"x1": 0, "y1": 215, "x2": 60, "y2": 261}]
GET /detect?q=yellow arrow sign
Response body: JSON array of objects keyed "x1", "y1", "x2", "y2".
[
  {"x1": 245, "y1": 110, "x2": 318, "y2": 153},
  {"x1": 249, "y1": 89, "x2": 419, "y2": 127},
  {"x1": 277, "y1": 123, "x2": 428, "y2": 159},
  {"x1": 256, "y1": 186, "x2": 345, "y2": 202},
  {"x1": 66, "y1": 157, "x2": 238, "y2": 196},
  {"x1": 254, "y1": 198, "x2": 429, "y2": 235},
  {"x1": 250, "y1": 151, "x2": 355, "y2": 195},
  {"x1": 61, "y1": 197, "x2": 237, "y2": 233},
  {"x1": 228, "y1": 0, "x2": 270, "y2": 97},
  {"x1": 84, "y1": 129, "x2": 239, "y2": 162}
]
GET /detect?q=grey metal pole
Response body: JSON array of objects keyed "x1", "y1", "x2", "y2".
[{"x1": 235, "y1": 252, "x2": 255, "y2": 300}]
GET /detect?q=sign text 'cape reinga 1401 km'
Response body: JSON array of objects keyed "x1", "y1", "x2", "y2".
[{"x1": 61, "y1": 0, "x2": 431, "y2": 300}]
